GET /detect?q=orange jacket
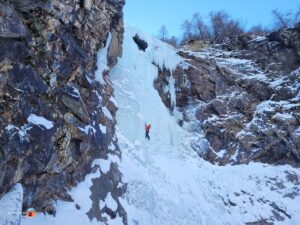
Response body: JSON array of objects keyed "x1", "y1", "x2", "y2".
[{"x1": 145, "y1": 124, "x2": 151, "y2": 132}]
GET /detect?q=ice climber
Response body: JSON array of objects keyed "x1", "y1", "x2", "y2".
[{"x1": 145, "y1": 123, "x2": 151, "y2": 140}]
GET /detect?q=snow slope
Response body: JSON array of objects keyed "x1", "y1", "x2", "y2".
[
  {"x1": 0, "y1": 184, "x2": 23, "y2": 225},
  {"x1": 110, "y1": 26, "x2": 300, "y2": 225}
]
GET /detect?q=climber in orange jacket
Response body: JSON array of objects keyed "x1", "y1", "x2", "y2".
[{"x1": 145, "y1": 123, "x2": 151, "y2": 140}]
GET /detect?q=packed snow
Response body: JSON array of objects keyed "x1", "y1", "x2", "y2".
[
  {"x1": 0, "y1": 184, "x2": 23, "y2": 225},
  {"x1": 5, "y1": 124, "x2": 33, "y2": 142},
  {"x1": 99, "y1": 124, "x2": 107, "y2": 134},
  {"x1": 92, "y1": 157, "x2": 112, "y2": 174},
  {"x1": 27, "y1": 114, "x2": 54, "y2": 129},
  {"x1": 78, "y1": 124, "x2": 96, "y2": 135},
  {"x1": 69, "y1": 86, "x2": 81, "y2": 98},
  {"x1": 252, "y1": 36, "x2": 267, "y2": 42},
  {"x1": 100, "y1": 193, "x2": 118, "y2": 211}
]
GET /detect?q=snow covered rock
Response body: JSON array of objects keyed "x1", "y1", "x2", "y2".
[
  {"x1": 155, "y1": 26, "x2": 300, "y2": 166},
  {"x1": 222, "y1": 25, "x2": 300, "y2": 74}
]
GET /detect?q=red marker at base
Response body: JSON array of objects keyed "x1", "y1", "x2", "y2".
[{"x1": 25, "y1": 208, "x2": 36, "y2": 218}]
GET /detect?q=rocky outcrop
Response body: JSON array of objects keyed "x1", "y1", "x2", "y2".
[
  {"x1": 133, "y1": 34, "x2": 148, "y2": 52},
  {"x1": 0, "y1": 0, "x2": 126, "y2": 222},
  {"x1": 222, "y1": 25, "x2": 300, "y2": 74},
  {"x1": 155, "y1": 26, "x2": 300, "y2": 166}
]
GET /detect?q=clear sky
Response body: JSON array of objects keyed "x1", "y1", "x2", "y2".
[{"x1": 124, "y1": 0, "x2": 300, "y2": 37}]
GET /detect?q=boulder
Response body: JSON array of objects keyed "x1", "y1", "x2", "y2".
[
  {"x1": 0, "y1": 2, "x2": 27, "y2": 39},
  {"x1": 60, "y1": 86, "x2": 90, "y2": 123}
]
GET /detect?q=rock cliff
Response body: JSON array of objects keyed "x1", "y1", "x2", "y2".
[
  {"x1": 0, "y1": 0, "x2": 126, "y2": 222},
  {"x1": 155, "y1": 25, "x2": 300, "y2": 166}
]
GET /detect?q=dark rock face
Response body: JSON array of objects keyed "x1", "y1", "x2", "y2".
[
  {"x1": 132, "y1": 34, "x2": 148, "y2": 52},
  {"x1": 0, "y1": 0, "x2": 126, "y2": 221},
  {"x1": 0, "y1": 2, "x2": 27, "y2": 38},
  {"x1": 155, "y1": 26, "x2": 300, "y2": 166}
]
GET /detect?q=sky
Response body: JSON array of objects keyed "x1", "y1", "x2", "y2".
[{"x1": 124, "y1": 0, "x2": 300, "y2": 38}]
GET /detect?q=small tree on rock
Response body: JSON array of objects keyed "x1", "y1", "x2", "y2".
[
  {"x1": 272, "y1": 9, "x2": 292, "y2": 29},
  {"x1": 192, "y1": 12, "x2": 210, "y2": 40},
  {"x1": 209, "y1": 11, "x2": 243, "y2": 43},
  {"x1": 158, "y1": 25, "x2": 168, "y2": 41},
  {"x1": 181, "y1": 19, "x2": 194, "y2": 42}
]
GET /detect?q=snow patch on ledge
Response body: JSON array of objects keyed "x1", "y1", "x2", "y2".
[
  {"x1": 99, "y1": 124, "x2": 107, "y2": 134},
  {"x1": 93, "y1": 158, "x2": 111, "y2": 174},
  {"x1": 78, "y1": 125, "x2": 96, "y2": 135},
  {"x1": 92, "y1": 154, "x2": 121, "y2": 175},
  {"x1": 105, "y1": 193, "x2": 118, "y2": 211},
  {"x1": 5, "y1": 124, "x2": 32, "y2": 142},
  {"x1": 27, "y1": 114, "x2": 54, "y2": 129}
]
